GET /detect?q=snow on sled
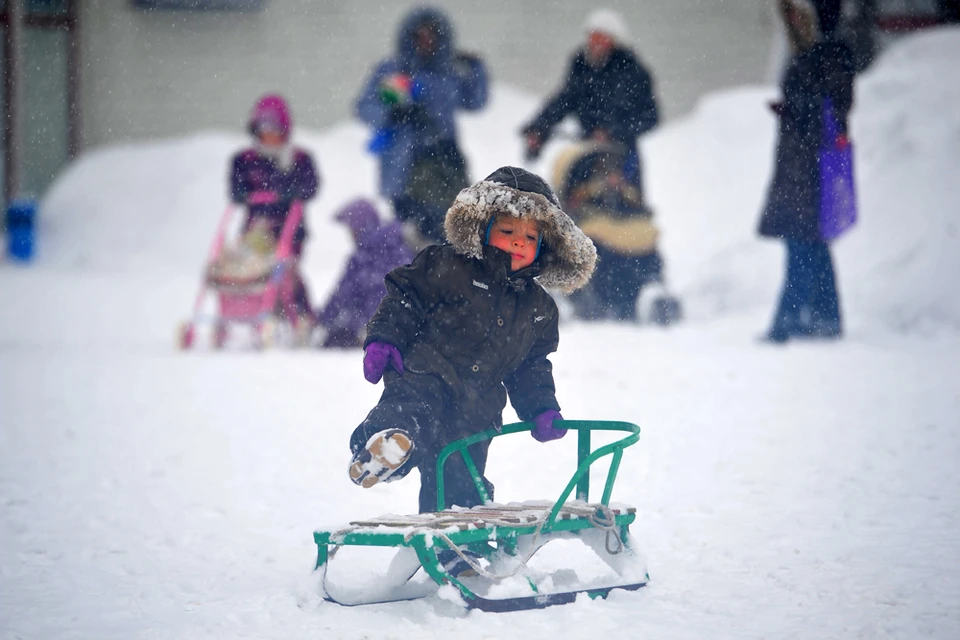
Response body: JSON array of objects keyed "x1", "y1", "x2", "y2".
[{"x1": 313, "y1": 420, "x2": 648, "y2": 612}]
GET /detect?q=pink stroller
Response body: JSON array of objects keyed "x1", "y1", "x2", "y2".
[{"x1": 178, "y1": 193, "x2": 311, "y2": 349}]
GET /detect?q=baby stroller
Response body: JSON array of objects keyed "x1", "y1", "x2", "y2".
[
  {"x1": 552, "y1": 141, "x2": 682, "y2": 325},
  {"x1": 178, "y1": 194, "x2": 312, "y2": 349}
]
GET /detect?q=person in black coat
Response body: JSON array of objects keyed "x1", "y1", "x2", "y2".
[
  {"x1": 522, "y1": 9, "x2": 659, "y2": 192},
  {"x1": 759, "y1": 0, "x2": 855, "y2": 343},
  {"x1": 346, "y1": 167, "x2": 597, "y2": 518}
]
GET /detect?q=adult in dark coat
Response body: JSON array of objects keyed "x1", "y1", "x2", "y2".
[
  {"x1": 355, "y1": 6, "x2": 488, "y2": 245},
  {"x1": 758, "y1": 0, "x2": 855, "y2": 342},
  {"x1": 349, "y1": 167, "x2": 597, "y2": 514},
  {"x1": 522, "y1": 9, "x2": 659, "y2": 192}
]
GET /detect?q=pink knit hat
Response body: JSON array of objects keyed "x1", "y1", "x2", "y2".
[{"x1": 248, "y1": 94, "x2": 292, "y2": 140}]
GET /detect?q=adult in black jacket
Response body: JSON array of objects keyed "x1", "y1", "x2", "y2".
[
  {"x1": 348, "y1": 167, "x2": 597, "y2": 515},
  {"x1": 759, "y1": 0, "x2": 855, "y2": 342},
  {"x1": 522, "y1": 9, "x2": 659, "y2": 191}
]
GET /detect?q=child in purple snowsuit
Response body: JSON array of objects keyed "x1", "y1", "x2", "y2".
[
  {"x1": 230, "y1": 94, "x2": 320, "y2": 320},
  {"x1": 316, "y1": 199, "x2": 414, "y2": 349}
]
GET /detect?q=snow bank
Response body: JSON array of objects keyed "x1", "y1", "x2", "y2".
[
  {"x1": 843, "y1": 28, "x2": 960, "y2": 333},
  {"x1": 639, "y1": 27, "x2": 960, "y2": 333}
]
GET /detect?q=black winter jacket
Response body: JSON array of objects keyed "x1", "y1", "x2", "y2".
[
  {"x1": 365, "y1": 243, "x2": 561, "y2": 431},
  {"x1": 759, "y1": 39, "x2": 855, "y2": 241},
  {"x1": 524, "y1": 47, "x2": 659, "y2": 152}
]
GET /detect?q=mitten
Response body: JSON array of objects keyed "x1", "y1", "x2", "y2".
[
  {"x1": 379, "y1": 73, "x2": 414, "y2": 106},
  {"x1": 363, "y1": 341, "x2": 404, "y2": 384},
  {"x1": 532, "y1": 409, "x2": 566, "y2": 442}
]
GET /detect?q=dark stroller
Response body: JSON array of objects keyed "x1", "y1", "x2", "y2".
[
  {"x1": 552, "y1": 141, "x2": 682, "y2": 324},
  {"x1": 396, "y1": 140, "x2": 470, "y2": 251}
]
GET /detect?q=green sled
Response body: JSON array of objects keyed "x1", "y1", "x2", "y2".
[{"x1": 313, "y1": 420, "x2": 648, "y2": 612}]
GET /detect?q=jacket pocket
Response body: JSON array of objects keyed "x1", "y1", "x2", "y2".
[{"x1": 405, "y1": 344, "x2": 465, "y2": 408}]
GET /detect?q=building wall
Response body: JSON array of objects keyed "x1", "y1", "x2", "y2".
[
  {"x1": 78, "y1": 0, "x2": 773, "y2": 149},
  {"x1": 1, "y1": 20, "x2": 72, "y2": 204},
  {"x1": 23, "y1": 28, "x2": 70, "y2": 197}
]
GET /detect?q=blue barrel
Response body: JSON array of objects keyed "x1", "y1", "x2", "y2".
[{"x1": 6, "y1": 199, "x2": 37, "y2": 262}]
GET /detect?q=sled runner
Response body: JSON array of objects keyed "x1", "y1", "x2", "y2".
[
  {"x1": 314, "y1": 420, "x2": 648, "y2": 612},
  {"x1": 178, "y1": 196, "x2": 310, "y2": 349}
]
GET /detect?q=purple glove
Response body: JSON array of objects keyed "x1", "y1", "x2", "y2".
[
  {"x1": 532, "y1": 410, "x2": 566, "y2": 443},
  {"x1": 363, "y1": 341, "x2": 404, "y2": 384}
]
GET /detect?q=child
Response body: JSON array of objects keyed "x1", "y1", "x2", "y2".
[
  {"x1": 347, "y1": 166, "x2": 597, "y2": 518},
  {"x1": 315, "y1": 199, "x2": 414, "y2": 349},
  {"x1": 230, "y1": 94, "x2": 320, "y2": 328}
]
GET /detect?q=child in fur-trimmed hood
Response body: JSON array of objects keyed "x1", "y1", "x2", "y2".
[{"x1": 347, "y1": 166, "x2": 596, "y2": 520}]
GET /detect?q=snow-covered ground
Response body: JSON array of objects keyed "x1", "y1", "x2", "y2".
[{"x1": 2, "y1": 29, "x2": 959, "y2": 640}]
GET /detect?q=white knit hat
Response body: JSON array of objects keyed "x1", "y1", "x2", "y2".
[{"x1": 583, "y1": 8, "x2": 629, "y2": 43}]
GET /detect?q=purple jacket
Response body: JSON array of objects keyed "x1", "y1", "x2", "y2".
[
  {"x1": 317, "y1": 200, "x2": 413, "y2": 337},
  {"x1": 230, "y1": 147, "x2": 320, "y2": 251}
]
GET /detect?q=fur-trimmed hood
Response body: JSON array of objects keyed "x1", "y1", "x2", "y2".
[{"x1": 444, "y1": 170, "x2": 597, "y2": 293}]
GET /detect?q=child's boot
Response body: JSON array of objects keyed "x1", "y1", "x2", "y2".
[{"x1": 349, "y1": 429, "x2": 415, "y2": 488}]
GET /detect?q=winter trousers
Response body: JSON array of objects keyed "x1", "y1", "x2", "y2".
[
  {"x1": 768, "y1": 238, "x2": 842, "y2": 340},
  {"x1": 350, "y1": 369, "x2": 494, "y2": 514}
]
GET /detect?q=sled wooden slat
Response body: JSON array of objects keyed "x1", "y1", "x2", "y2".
[
  {"x1": 325, "y1": 502, "x2": 637, "y2": 547},
  {"x1": 341, "y1": 502, "x2": 635, "y2": 532},
  {"x1": 317, "y1": 507, "x2": 636, "y2": 550}
]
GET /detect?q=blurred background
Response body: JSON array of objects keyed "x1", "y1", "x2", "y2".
[{"x1": 1, "y1": 0, "x2": 956, "y2": 206}]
